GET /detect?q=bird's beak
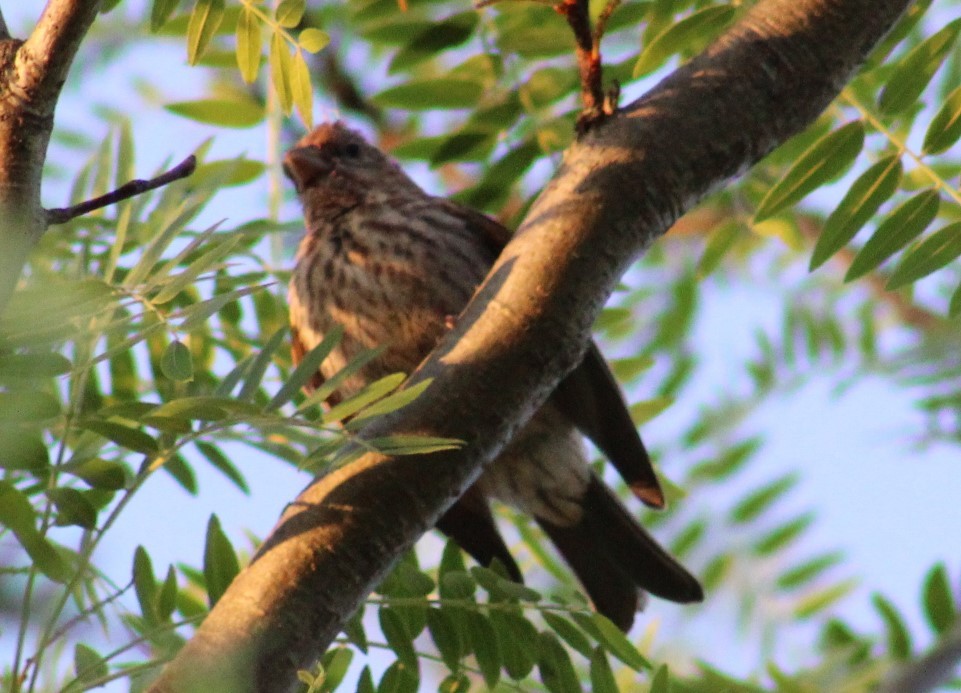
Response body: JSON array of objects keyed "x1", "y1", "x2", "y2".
[{"x1": 282, "y1": 147, "x2": 331, "y2": 193}]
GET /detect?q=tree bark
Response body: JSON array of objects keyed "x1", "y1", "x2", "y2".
[
  {"x1": 152, "y1": 0, "x2": 912, "y2": 690},
  {"x1": 0, "y1": 0, "x2": 102, "y2": 312}
]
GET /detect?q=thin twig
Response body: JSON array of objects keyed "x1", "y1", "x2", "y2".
[
  {"x1": 877, "y1": 623, "x2": 961, "y2": 693},
  {"x1": 592, "y1": 0, "x2": 622, "y2": 44},
  {"x1": 556, "y1": 0, "x2": 603, "y2": 123},
  {"x1": 45, "y1": 155, "x2": 197, "y2": 226}
]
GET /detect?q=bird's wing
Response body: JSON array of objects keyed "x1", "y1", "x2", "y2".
[
  {"x1": 449, "y1": 200, "x2": 666, "y2": 508},
  {"x1": 552, "y1": 344, "x2": 665, "y2": 508}
]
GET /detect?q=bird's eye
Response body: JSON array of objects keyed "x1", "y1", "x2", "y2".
[{"x1": 344, "y1": 143, "x2": 361, "y2": 158}]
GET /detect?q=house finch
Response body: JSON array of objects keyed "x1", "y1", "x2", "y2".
[{"x1": 284, "y1": 122, "x2": 702, "y2": 630}]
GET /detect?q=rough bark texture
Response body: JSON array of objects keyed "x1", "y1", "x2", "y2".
[
  {"x1": 152, "y1": 0, "x2": 912, "y2": 690},
  {"x1": 0, "y1": 0, "x2": 102, "y2": 311}
]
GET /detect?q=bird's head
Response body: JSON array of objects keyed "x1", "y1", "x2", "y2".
[{"x1": 283, "y1": 122, "x2": 419, "y2": 224}]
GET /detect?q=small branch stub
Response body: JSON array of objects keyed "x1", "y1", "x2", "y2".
[
  {"x1": 556, "y1": 0, "x2": 621, "y2": 133},
  {"x1": 44, "y1": 155, "x2": 197, "y2": 226}
]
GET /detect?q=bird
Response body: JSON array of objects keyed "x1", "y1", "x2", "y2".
[{"x1": 283, "y1": 121, "x2": 702, "y2": 630}]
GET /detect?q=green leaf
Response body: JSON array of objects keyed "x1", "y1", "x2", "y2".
[
  {"x1": 389, "y1": 12, "x2": 477, "y2": 72},
  {"x1": 292, "y1": 50, "x2": 313, "y2": 128},
  {"x1": 363, "y1": 435, "x2": 462, "y2": 456},
  {"x1": 177, "y1": 285, "x2": 264, "y2": 332},
  {"x1": 923, "y1": 85, "x2": 961, "y2": 154},
  {"x1": 810, "y1": 155, "x2": 903, "y2": 270},
  {"x1": 697, "y1": 220, "x2": 741, "y2": 278},
  {"x1": 755, "y1": 121, "x2": 865, "y2": 222},
  {"x1": 276, "y1": 0, "x2": 305, "y2": 28},
  {"x1": 320, "y1": 647, "x2": 353, "y2": 692},
  {"x1": 0, "y1": 391, "x2": 60, "y2": 421},
  {"x1": 133, "y1": 546, "x2": 159, "y2": 623},
  {"x1": 586, "y1": 613, "x2": 649, "y2": 671},
  {"x1": 74, "y1": 643, "x2": 108, "y2": 684},
  {"x1": 879, "y1": 19, "x2": 961, "y2": 114},
  {"x1": 299, "y1": 28, "x2": 329, "y2": 53},
  {"x1": 203, "y1": 514, "x2": 240, "y2": 605},
  {"x1": 46, "y1": 488, "x2": 97, "y2": 529},
  {"x1": 160, "y1": 340, "x2": 194, "y2": 382},
  {"x1": 235, "y1": 6, "x2": 262, "y2": 83},
  {"x1": 886, "y1": 222, "x2": 961, "y2": 289},
  {"x1": 83, "y1": 420, "x2": 158, "y2": 454},
  {"x1": 192, "y1": 158, "x2": 266, "y2": 186},
  {"x1": 777, "y1": 552, "x2": 844, "y2": 590},
  {"x1": 650, "y1": 665, "x2": 671, "y2": 693},
  {"x1": 0, "y1": 481, "x2": 70, "y2": 582},
  {"x1": 377, "y1": 660, "x2": 418, "y2": 692},
  {"x1": 519, "y1": 67, "x2": 578, "y2": 109},
  {"x1": 633, "y1": 6, "x2": 736, "y2": 76},
  {"x1": 0, "y1": 352, "x2": 72, "y2": 379},
  {"x1": 158, "y1": 565, "x2": 179, "y2": 621},
  {"x1": 495, "y1": 11, "x2": 571, "y2": 57},
  {"x1": 165, "y1": 98, "x2": 264, "y2": 127},
  {"x1": 490, "y1": 611, "x2": 536, "y2": 679},
  {"x1": 629, "y1": 395, "x2": 673, "y2": 425},
  {"x1": 438, "y1": 673, "x2": 470, "y2": 693},
  {"x1": 466, "y1": 612, "x2": 500, "y2": 688},
  {"x1": 151, "y1": 0, "x2": 182, "y2": 31},
  {"x1": 322, "y1": 373, "x2": 406, "y2": 424},
  {"x1": 795, "y1": 580, "x2": 857, "y2": 619},
  {"x1": 239, "y1": 326, "x2": 287, "y2": 400},
  {"x1": 270, "y1": 32, "x2": 294, "y2": 114},
  {"x1": 153, "y1": 234, "x2": 243, "y2": 305},
  {"x1": 349, "y1": 378, "x2": 433, "y2": 424},
  {"x1": 439, "y1": 570, "x2": 475, "y2": 601},
  {"x1": 844, "y1": 189, "x2": 941, "y2": 282},
  {"x1": 195, "y1": 441, "x2": 249, "y2": 493},
  {"x1": 729, "y1": 474, "x2": 797, "y2": 524},
  {"x1": 187, "y1": 0, "x2": 225, "y2": 65},
  {"x1": 0, "y1": 430, "x2": 49, "y2": 471},
  {"x1": 543, "y1": 613, "x2": 592, "y2": 658},
  {"x1": 380, "y1": 608, "x2": 417, "y2": 669},
  {"x1": 872, "y1": 593, "x2": 912, "y2": 659},
  {"x1": 949, "y1": 282, "x2": 961, "y2": 317},
  {"x1": 537, "y1": 632, "x2": 580, "y2": 693},
  {"x1": 754, "y1": 513, "x2": 814, "y2": 555},
  {"x1": 589, "y1": 648, "x2": 618, "y2": 693},
  {"x1": 297, "y1": 345, "x2": 383, "y2": 408},
  {"x1": 426, "y1": 608, "x2": 462, "y2": 672},
  {"x1": 356, "y1": 666, "x2": 375, "y2": 693},
  {"x1": 922, "y1": 563, "x2": 956, "y2": 634},
  {"x1": 373, "y1": 79, "x2": 482, "y2": 111},
  {"x1": 470, "y1": 565, "x2": 541, "y2": 602},
  {"x1": 344, "y1": 609, "x2": 369, "y2": 653}
]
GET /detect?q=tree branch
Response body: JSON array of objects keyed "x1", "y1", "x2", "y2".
[
  {"x1": 17, "y1": 0, "x2": 103, "y2": 106},
  {"x1": 44, "y1": 155, "x2": 197, "y2": 226},
  {"x1": 556, "y1": 0, "x2": 607, "y2": 130},
  {"x1": 877, "y1": 623, "x2": 961, "y2": 693},
  {"x1": 0, "y1": 0, "x2": 103, "y2": 313},
  {"x1": 152, "y1": 0, "x2": 913, "y2": 690}
]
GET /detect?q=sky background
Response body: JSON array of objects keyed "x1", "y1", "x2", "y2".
[{"x1": 3, "y1": 1, "x2": 961, "y2": 689}]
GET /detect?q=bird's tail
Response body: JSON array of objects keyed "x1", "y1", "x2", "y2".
[{"x1": 537, "y1": 474, "x2": 703, "y2": 630}]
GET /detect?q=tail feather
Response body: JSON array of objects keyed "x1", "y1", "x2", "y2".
[{"x1": 538, "y1": 474, "x2": 702, "y2": 629}]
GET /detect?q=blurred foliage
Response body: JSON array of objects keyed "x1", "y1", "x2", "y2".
[{"x1": 2, "y1": 0, "x2": 961, "y2": 691}]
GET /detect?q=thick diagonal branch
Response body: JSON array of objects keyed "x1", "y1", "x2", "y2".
[{"x1": 152, "y1": 0, "x2": 912, "y2": 690}]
